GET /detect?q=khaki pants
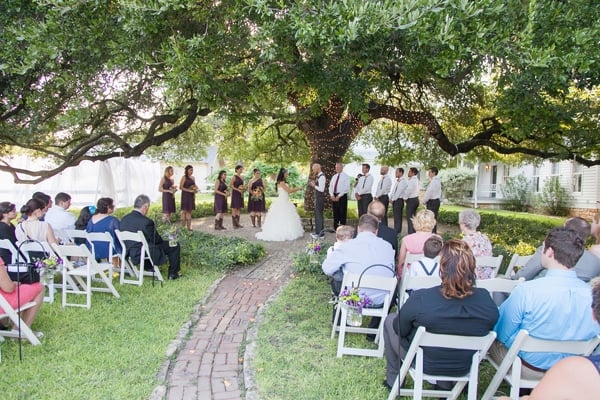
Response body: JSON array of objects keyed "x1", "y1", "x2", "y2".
[{"x1": 488, "y1": 340, "x2": 546, "y2": 381}]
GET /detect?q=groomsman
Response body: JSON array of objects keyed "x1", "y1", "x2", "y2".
[
  {"x1": 354, "y1": 163, "x2": 374, "y2": 217},
  {"x1": 424, "y1": 166, "x2": 442, "y2": 233},
  {"x1": 310, "y1": 163, "x2": 326, "y2": 237},
  {"x1": 328, "y1": 162, "x2": 350, "y2": 229},
  {"x1": 374, "y1": 165, "x2": 392, "y2": 226},
  {"x1": 390, "y1": 167, "x2": 407, "y2": 235},
  {"x1": 404, "y1": 167, "x2": 420, "y2": 234}
]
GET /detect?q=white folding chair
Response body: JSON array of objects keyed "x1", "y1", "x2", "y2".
[
  {"x1": 115, "y1": 230, "x2": 164, "y2": 286},
  {"x1": 403, "y1": 252, "x2": 424, "y2": 272},
  {"x1": 0, "y1": 239, "x2": 20, "y2": 264},
  {"x1": 0, "y1": 293, "x2": 41, "y2": 346},
  {"x1": 51, "y1": 243, "x2": 120, "y2": 309},
  {"x1": 16, "y1": 240, "x2": 60, "y2": 303},
  {"x1": 86, "y1": 231, "x2": 119, "y2": 277},
  {"x1": 397, "y1": 266, "x2": 442, "y2": 306},
  {"x1": 505, "y1": 253, "x2": 534, "y2": 277},
  {"x1": 331, "y1": 267, "x2": 397, "y2": 358},
  {"x1": 64, "y1": 229, "x2": 89, "y2": 246},
  {"x1": 475, "y1": 255, "x2": 504, "y2": 278},
  {"x1": 476, "y1": 277, "x2": 525, "y2": 299},
  {"x1": 482, "y1": 330, "x2": 600, "y2": 400},
  {"x1": 388, "y1": 326, "x2": 497, "y2": 400}
]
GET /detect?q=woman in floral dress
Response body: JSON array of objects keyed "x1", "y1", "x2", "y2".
[{"x1": 459, "y1": 209, "x2": 494, "y2": 279}]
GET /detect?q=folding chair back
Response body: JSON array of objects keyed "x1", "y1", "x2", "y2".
[
  {"x1": 475, "y1": 255, "x2": 504, "y2": 278},
  {"x1": 505, "y1": 253, "x2": 534, "y2": 277},
  {"x1": 388, "y1": 326, "x2": 496, "y2": 400},
  {"x1": 86, "y1": 231, "x2": 119, "y2": 277},
  {"x1": 403, "y1": 252, "x2": 424, "y2": 271},
  {"x1": 64, "y1": 229, "x2": 89, "y2": 246},
  {"x1": 476, "y1": 277, "x2": 525, "y2": 298},
  {"x1": 398, "y1": 271, "x2": 441, "y2": 306},
  {"x1": 482, "y1": 330, "x2": 600, "y2": 400},
  {"x1": 0, "y1": 239, "x2": 20, "y2": 264},
  {"x1": 114, "y1": 230, "x2": 163, "y2": 286},
  {"x1": 51, "y1": 243, "x2": 120, "y2": 309},
  {"x1": 332, "y1": 265, "x2": 397, "y2": 358},
  {"x1": 16, "y1": 240, "x2": 54, "y2": 262}
]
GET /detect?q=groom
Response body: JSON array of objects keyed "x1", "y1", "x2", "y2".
[{"x1": 310, "y1": 163, "x2": 326, "y2": 238}]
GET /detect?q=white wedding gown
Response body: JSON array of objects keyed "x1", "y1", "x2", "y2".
[{"x1": 255, "y1": 186, "x2": 305, "y2": 241}]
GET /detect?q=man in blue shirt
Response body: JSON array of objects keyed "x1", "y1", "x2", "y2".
[{"x1": 491, "y1": 227, "x2": 600, "y2": 380}]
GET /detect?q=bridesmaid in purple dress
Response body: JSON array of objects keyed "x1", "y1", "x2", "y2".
[
  {"x1": 229, "y1": 165, "x2": 245, "y2": 229},
  {"x1": 158, "y1": 166, "x2": 177, "y2": 222},
  {"x1": 214, "y1": 170, "x2": 229, "y2": 230},
  {"x1": 247, "y1": 168, "x2": 266, "y2": 227},
  {"x1": 179, "y1": 165, "x2": 198, "y2": 231}
]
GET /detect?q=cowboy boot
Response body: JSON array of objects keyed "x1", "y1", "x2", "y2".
[
  {"x1": 214, "y1": 218, "x2": 222, "y2": 230},
  {"x1": 236, "y1": 215, "x2": 243, "y2": 228},
  {"x1": 257, "y1": 215, "x2": 262, "y2": 227},
  {"x1": 251, "y1": 215, "x2": 256, "y2": 227},
  {"x1": 219, "y1": 218, "x2": 226, "y2": 230},
  {"x1": 232, "y1": 216, "x2": 239, "y2": 229}
]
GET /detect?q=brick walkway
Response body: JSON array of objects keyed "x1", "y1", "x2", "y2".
[{"x1": 151, "y1": 216, "x2": 311, "y2": 400}]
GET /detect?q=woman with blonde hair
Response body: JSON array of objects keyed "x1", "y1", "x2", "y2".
[
  {"x1": 383, "y1": 239, "x2": 499, "y2": 389},
  {"x1": 158, "y1": 166, "x2": 177, "y2": 222},
  {"x1": 397, "y1": 209, "x2": 436, "y2": 276}
]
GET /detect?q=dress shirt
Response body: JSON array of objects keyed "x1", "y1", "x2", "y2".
[
  {"x1": 44, "y1": 207, "x2": 76, "y2": 232},
  {"x1": 328, "y1": 172, "x2": 350, "y2": 196},
  {"x1": 390, "y1": 177, "x2": 408, "y2": 201},
  {"x1": 356, "y1": 174, "x2": 374, "y2": 196},
  {"x1": 495, "y1": 269, "x2": 600, "y2": 370},
  {"x1": 321, "y1": 231, "x2": 395, "y2": 304},
  {"x1": 314, "y1": 173, "x2": 326, "y2": 193},
  {"x1": 423, "y1": 175, "x2": 442, "y2": 202},
  {"x1": 404, "y1": 175, "x2": 420, "y2": 199},
  {"x1": 515, "y1": 246, "x2": 600, "y2": 282},
  {"x1": 375, "y1": 174, "x2": 392, "y2": 198}
]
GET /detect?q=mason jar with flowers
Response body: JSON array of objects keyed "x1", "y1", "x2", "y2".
[
  {"x1": 35, "y1": 255, "x2": 63, "y2": 285},
  {"x1": 337, "y1": 286, "x2": 372, "y2": 326}
]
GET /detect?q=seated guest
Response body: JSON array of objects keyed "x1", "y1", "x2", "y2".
[
  {"x1": 490, "y1": 227, "x2": 600, "y2": 380},
  {"x1": 120, "y1": 194, "x2": 181, "y2": 280},
  {"x1": 0, "y1": 202, "x2": 19, "y2": 262},
  {"x1": 459, "y1": 209, "x2": 494, "y2": 279},
  {"x1": 409, "y1": 235, "x2": 442, "y2": 277},
  {"x1": 15, "y1": 198, "x2": 58, "y2": 245},
  {"x1": 0, "y1": 256, "x2": 44, "y2": 328},
  {"x1": 589, "y1": 223, "x2": 600, "y2": 259},
  {"x1": 322, "y1": 214, "x2": 395, "y2": 304},
  {"x1": 397, "y1": 209, "x2": 436, "y2": 276},
  {"x1": 32, "y1": 191, "x2": 52, "y2": 219},
  {"x1": 367, "y1": 200, "x2": 398, "y2": 257},
  {"x1": 328, "y1": 225, "x2": 354, "y2": 255},
  {"x1": 498, "y1": 277, "x2": 600, "y2": 400},
  {"x1": 515, "y1": 217, "x2": 600, "y2": 282},
  {"x1": 72, "y1": 205, "x2": 94, "y2": 245},
  {"x1": 383, "y1": 239, "x2": 499, "y2": 389},
  {"x1": 86, "y1": 198, "x2": 121, "y2": 261},
  {"x1": 44, "y1": 192, "x2": 76, "y2": 242}
]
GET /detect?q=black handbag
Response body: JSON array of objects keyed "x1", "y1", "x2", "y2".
[{"x1": 5, "y1": 240, "x2": 48, "y2": 284}]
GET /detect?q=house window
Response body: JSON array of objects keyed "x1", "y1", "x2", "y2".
[
  {"x1": 503, "y1": 166, "x2": 511, "y2": 184},
  {"x1": 551, "y1": 162, "x2": 560, "y2": 176},
  {"x1": 572, "y1": 162, "x2": 583, "y2": 193},
  {"x1": 533, "y1": 166, "x2": 540, "y2": 192}
]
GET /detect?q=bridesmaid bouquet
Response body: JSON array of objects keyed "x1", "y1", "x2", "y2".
[{"x1": 251, "y1": 187, "x2": 263, "y2": 202}]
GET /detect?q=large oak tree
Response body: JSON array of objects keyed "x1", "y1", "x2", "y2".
[{"x1": 1, "y1": 0, "x2": 598, "y2": 184}]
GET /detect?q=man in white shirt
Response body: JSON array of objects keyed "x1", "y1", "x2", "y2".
[
  {"x1": 354, "y1": 163, "x2": 374, "y2": 217},
  {"x1": 328, "y1": 162, "x2": 351, "y2": 229},
  {"x1": 309, "y1": 163, "x2": 326, "y2": 237},
  {"x1": 374, "y1": 165, "x2": 392, "y2": 227},
  {"x1": 44, "y1": 192, "x2": 76, "y2": 242},
  {"x1": 404, "y1": 167, "x2": 420, "y2": 234},
  {"x1": 322, "y1": 214, "x2": 395, "y2": 304},
  {"x1": 390, "y1": 167, "x2": 407, "y2": 235},
  {"x1": 423, "y1": 166, "x2": 442, "y2": 233}
]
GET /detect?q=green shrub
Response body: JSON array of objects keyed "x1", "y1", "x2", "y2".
[
  {"x1": 181, "y1": 232, "x2": 265, "y2": 270},
  {"x1": 537, "y1": 176, "x2": 571, "y2": 216},
  {"x1": 500, "y1": 174, "x2": 532, "y2": 212},
  {"x1": 438, "y1": 167, "x2": 476, "y2": 203},
  {"x1": 292, "y1": 243, "x2": 332, "y2": 274}
]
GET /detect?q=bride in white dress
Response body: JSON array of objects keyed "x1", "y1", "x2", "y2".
[{"x1": 255, "y1": 168, "x2": 305, "y2": 241}]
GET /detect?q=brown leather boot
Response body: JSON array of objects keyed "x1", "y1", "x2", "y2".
[
  {"x1": 236, "y1": 215, "x2": 243, "y2": 228},
  {"x1": 215, "y1": 218, "x2": 222, "y2": 230},
  {"x1": 232, "y1": 216, "x2": 239, "y2": 229},
  {"x1": 257, "y1": 215, "x2": 262, "y2": 227},
  {"x1": 251, "y1": 215, "x2": 256, "y2": 227},
  {"x1": 219, "y1": 218, "x2": 226, "y2": 230}
]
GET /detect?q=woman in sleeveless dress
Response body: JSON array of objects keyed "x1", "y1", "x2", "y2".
[
  {"x1": 158, "y1": 166, "x2": 177, "y2": 222},
  {"x1": 86, "y1": 197, "x2": 121, "y2": 260},
  {"x1": 229, "y1": 165, "x2": 246, "y2": 229},
  {"x1": 180, "y1": 165, "x2": 198, "y2": 231},
  {"x1": 248, "y1": 168, "x2": 266, "y2": 228},
  {"x1": 214, "y1": 170, "x2": 229, "y2": 230},
  {"x1": 255, "y1": 168, "x2": 304, "y2": 241}
]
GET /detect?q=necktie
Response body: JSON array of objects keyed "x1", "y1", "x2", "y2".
[
  {"x1": 334, "y1": 174, "x2": 340, "y2": 193},
  {"x1": 362, "y1": 175, "x2": 366, "y2": 188}
]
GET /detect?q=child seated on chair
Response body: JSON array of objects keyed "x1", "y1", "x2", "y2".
[
  {"x1": 327, "y1": 225, "x2": 354, "y2": 255},
  {"x1": 408, "y1": 235, "x2": 442, "y2": 277}
]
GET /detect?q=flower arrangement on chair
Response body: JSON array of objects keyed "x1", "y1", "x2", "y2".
[
  {"x1": 34, "y1": 256, "x2": 63, "y2": 285},
  {"x1": 306, "y1": 236, "x2": 322, "y2": 264},
  {"x1": 337, "y1": 286, "x2": 372, "y2": 326},
  {"x1": 167, "y1": 225, "x2": 179, "y2": 247}
]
